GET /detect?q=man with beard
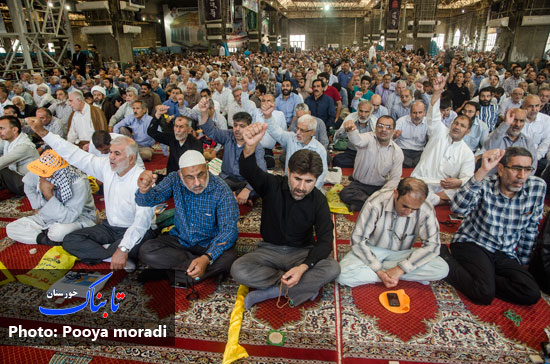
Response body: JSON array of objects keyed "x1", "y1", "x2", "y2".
[
  {"x1": 520, "y1": 95, "x2": 550, "y2": 174},
  {"x1": 483, "y1": 108, "x2": 537, "y2": 174},
  {"x1": 440, "y1": 146, "x2": 545, "y2": 305},
  {"x1": 502, "y1": 65, "x2": 525, "y2": 95},
  {"x1": 198, "y1": 100, "x2": 265, "y2": 205},
  {"x1": 113, "y1": 101, "x2": 155, "y2": 161},
  {"x1": 275, "y1": 80, "x2": 303, "y2": 126},
  {"x1": 138, "y1": 83, "x2": 161, "y2": 116},
  {"x1": 411, "y1": 77, "x2": 475, "y2": 206},
  {"x1": 135, "y1": 150, "x2": 239, "y2": 285},
  {"x1": 332, "y1": 100, "x2": 376, "y2": 168},
  {"x1": 478, "y1": 87, "x2": 500, "y2": 131},
  {"x1": 391, "y1": 89, "x2": 414, "y2": 121},
  {"x1": 339, "y1": 114, "x2": 403, "y2": 212},
  {"x1": 91, "y1": 86, "x2": 116, "y2": 122},
  {"x1": 527, "y1": 73, "x2": 548, "y2": 96},
  {"x1": 230, "y1": 123, "x2": 340, "y2": 309},
  {"x1": 26, "y1": 117, "x2": 155, "y2": 271},
  {"x1": 305, "y1": 79, "x2": 336, "y2": 130},
  {"x1": 446, "y1": 59, "x2": 470, "y2": 113},
  {"x1": 539, "y1": 87, "x2": 550, "y2": 116}
]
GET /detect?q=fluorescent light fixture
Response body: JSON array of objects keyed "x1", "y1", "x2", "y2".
[{"x1": 324, "y1": 4, "x2": 330, "y2": 10}]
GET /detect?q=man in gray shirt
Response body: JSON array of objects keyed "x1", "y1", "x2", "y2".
[
  {"x1": 0, "y1": 116, "x2": 39, "y2": 195},
  {"x1": 337, "y1": 177, "x2": 448, "y2": 288},
  {"x1": 339, "y1": 115, "x2": 403, "y2": 211}
]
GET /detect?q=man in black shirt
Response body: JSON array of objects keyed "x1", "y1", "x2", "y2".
[
  {"x1": 147, "y1": 105, "x2": 202, "y2": 179},
  {"x1": 231, "y1": 123, "x2": 340, "y2": 309},
  {"x1": 446, "y1": 58, "x2": 470, "y2": 113}
]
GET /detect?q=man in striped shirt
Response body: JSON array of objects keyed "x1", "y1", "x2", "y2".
[
  {"x1": 441, "y1": 147, "x2": 545, "y2": 305},
  {"x1": 337, "y1": 177, "x2": 449, "y2": 288}
]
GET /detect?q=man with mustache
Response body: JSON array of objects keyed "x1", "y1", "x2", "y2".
[
  {"x1": 136, "y1": 150, "x2": 239, "y2": 285},
  {"x1": 275, "y1": 80, "x2": 303, "y2": 126},
  {"x1": 113, "y1": 101, "x2": 155, "y2": 161},
  {"x1": 483, "y1": 108, "x2": 537, "y2": 174},
  {"x1": 477, "y1": 87, "x2": 499, "y2": 131},
  {"x1": 231, "y1": 123, "x2": 340, "y2": 309},
  {"x1": 441, "y1": 146, "x2": 545, "y2": 305},
  {"x1": 411, "y1": 76, "x2": 475, "y2": 206},
  {"x1": 520, "y1": 95, "x2": 550, "y2": 174}
]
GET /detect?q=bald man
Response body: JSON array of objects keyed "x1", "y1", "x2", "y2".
[
  {"x1": 499, "y1": 87, "x2": 524, "y2": 119},
  {"x1": 136, "y1": 150, "x2": 239, "y2": 285},
  {"x1": 393, "y1": 101, "x2": 428, "y2": 167}
]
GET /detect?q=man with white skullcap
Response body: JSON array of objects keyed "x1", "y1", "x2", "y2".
[
  {"x1": 136, "y1": 150, "x2": 239, "y2": 285},
  {"x1": 91, "y1": 85, "x2": 117, "y2": 122}
]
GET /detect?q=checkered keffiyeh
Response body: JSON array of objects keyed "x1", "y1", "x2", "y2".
[{"x1": 47, "y1": 166, "x2": 81, "y2": 204}]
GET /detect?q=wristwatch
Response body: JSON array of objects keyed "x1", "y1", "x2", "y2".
[
  {"x1": 204, "y1": 254, "x2": 213, "y2": 265},
  {"x1": 119, "y1": 246, "x2": 130, "y2": 253}
]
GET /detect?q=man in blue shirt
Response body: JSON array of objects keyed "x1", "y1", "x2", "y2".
[
  {"x1": 198, "y1": 100, "x2": 266, "y2": 205},
  {"x1": 114, "y1": 100, "x2": 155, "y2": 161},
  {"x1": 136, "y1": 150, "x2": 239, "y2": 285},
  {"x1": 305, "y1": 79, "x2": 336, "y2": 130},
  {"x1": 441, "y1": 147, "x2": 545, "y2": 305},
  {"x1": 337, "y1": 60, "x2": 353, "y2": 90},
  {"x1": 151, "y1": 78, "x2": 166, "y2": 103},
  {"x1": 162, "y1": 85, "x2": 181, "y2": 117},
  {"x1": 275, "y1": 80, "x2": 302, "y2": 126}
]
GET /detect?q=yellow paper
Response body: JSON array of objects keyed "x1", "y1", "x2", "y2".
[
  {"x1": 16, "y1": 246, "x2": 77, "y2": 290},
  {"x1": 222, "y1": 285, "x2": 249, "y2": 364},
  {"x1": 326, "y1": 184, "x2": 353, "y2": 215},
  {"x1": 0, "y1": 261, "x2": 15, "y2": 286}
]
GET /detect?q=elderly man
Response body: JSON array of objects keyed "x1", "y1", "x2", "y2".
[
  {"x1": 521, "y1": 95, "x2": 550, "y2": 174},
  {"x1": 332, "y1": 100, "x2": 376, "y2": 168},
  {"x1": 147, "y1": 105, "x2": 202, "y2": 177},
  {"x1": 499, "y1": 88, "x2": 524, "y2": 119},
  {"x1": 66, "y1": 90, "x2": 108, "y2": 147},
  {"x1": 339, "y1": 115, "x2": 403, "y2": 211},
  {"x1": 12, "y1": 82, "x2": 34, "y2": 107},
  {"x1": 0, "y1": 116, "x2": 39, "y2": 195},
  {"x1": 265, "y1": 106, "x2": 328, "y2": 190},
  {"x1": 87, "y1": 130, "x2": 145, "y2": 169},
  {"x1": 483, "y1": 108, "x2": 537, "y2": 174},
  {"x1": 227, "y1": 87, "x2": 256, "y2": 127},
  {"x1": 109, "y1": 87, "x2": 138, "y2": 128},
  {"x1": 0, "y1": 86, "x2": 13, "y2": 117},
  {"x1": 212, "y1": 77, "x2": 233, "y2": 116},
  {"x1": 391, "y1": 88, "x2": 414, "y2": 121},
  {"x1": 370, "y1": 94, "x2": 390, "y2": 120},
  {"x1": 49, "y1": 88, "x2": 72, "y2": 132},
  {"x1": 11, "y1": 96, "x2": 36, "y2": 118},
  {"x1": 411, "y1": 77, "x2": 475, "y2": 206},
  {"x1": 184, "y1": 82, "x2": 200, "y2": 108},
  {"x1": 136, "y1": 150, "x2": 239, "y2": 285},
  {"x1": 231, "y1": 123, "x2": 340, "y2": 309},
  {"x1": 376, "y1": 74, "x2": 396, "y2": 108},
  {"x1": 289, "y1": 103, "x2": 328, "y2": 150},
  {"x1": 113, "y1": 100, "x2": 155, "y2": 161},
  {"x1": 6, "y1": 150, "x2": 96, "y2": 245},
  {"x1": 33, "y1": 108, "x2": 64, "y2": 150},
  {"x1": 393, "y1": 101, "x2": 428, "y2": 168},
  {"x1": 34, "y1": 84, "x2": 54, "y2": 108},
  {"x1": 441, "y1": 147, "x2": 545, "y2": 305},
  {"x1": 26, "y1": 117, "x2": 155, "y2": 270},
  {"x1": 338, "y1": 177, "x2": 448, "y2": 287},
  {"x1": 92, "y1": 86, "x2": 117, "y2": 122},
  {"x1": 198, "y1": 100, "x2": 265, "y2": 204},
  {"x1": 27, "y1": 74, "x2": 51, "y2": 106}
]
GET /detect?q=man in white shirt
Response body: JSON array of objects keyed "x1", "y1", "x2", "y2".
[
  {"x1": 49, "y1": 88, "x2": 72, "y2": 133},
  {"x1": 86, "y1": 130, "x2": 145, "y2": 169},
  {"x1": 26, "y1": 117, "x2": 156, "y2": 271},
  {"x1": 212, "y1": 77, "x2": 233, "y2": 116},
  {"x1": 411, "y1": 76, "x2": 475, "y2": 206},
  {"x1": 499, "y1": 88, "x2": 523, "y2": 119},
  {"x1": 521, "y1": 95, "x2": 550, "y2": 174},
  {"x1": 393, "y1": 101, "x2": 428, "y2": 167},
  {"x1": 0, "y1": 86, "x2": 13, "y2": 117},
  {"x1": 0, "y1": 116, "x2": 39, "y2": 195},
  {"x1": 6, "y1": 150, "x2": 96, "y2": 245},
  {"x1": 227, "y1": 87, "x2": 256, "y2": 128},
  {"x1": 66, "y1": 90, "x2": 108, "y2": 147}
]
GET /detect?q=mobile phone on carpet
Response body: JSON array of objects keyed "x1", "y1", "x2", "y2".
[{"x1": 387, "y1": 293, "x2": 400, "y2": 307}]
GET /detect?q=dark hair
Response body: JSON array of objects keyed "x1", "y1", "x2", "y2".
[
  {"x1": 104, "y1": 77, "x2": 113, "y2": 84},
  {"x1": 378, "y1": 115, "x2": 396, "y2": 129},
  {"x1": 3, "y1": 105, "x2": 20, "y2": 117},
  {"x1": 495, "y1": 87, "x2": 505, "y2": 95},
  {"x1": 61, "y1": 75, "x2": 71, "y2": 83},
  {"x1": 396, "y1": 177, "x2": 428, "y2": 200},
  {"x1": 500, "y1": 146, "x2": 532, "y2": 166},
  {"x1": 36, "y1": 107, "x2": 52, "y2": 118},
  {"x1": 455, "y1": 114, "x2": 474, "y2": 128},
  {"x1": 92, "y1": 130, "x2": 111, "y2": 149},
  {"x1": 233, "y1": 111, "x2": 252, "y2": 125},
  {"x1": 113, "y1": 95, "x2": 124, "y2": 104},
  {"x1": 318, "y1": 72, "x2": 330, "y2": 80},
  {"x1": 440, "y1": 96, "x2": 453, "y2": 110},
  {"x1": 0, "y1": 115, "x2": 21, "y2": 133},
  {"x1": 479, "y1": 87, "x2": 493, "y2": 96},
  {"x1": 288, "y1": 149, "x2": 323, "y2": 179},
  {"x1": 361, "y1": 75, "x2": 372, "y2": 83},
  {"x1": 200, "y1": 88, "x2": 212, "y2": 96},
  {"x1": 83, "y1": 92, "x2": 93, "y2": 99},
  {"x1": 0, "y1": 86, "x2": 8, "y2": 96},
  {"x1": 464, "y1": 101, "x2": 480, "y2": 113},
  {"x1": 312, "y1": 78, "x2": 325, "y2": 88},
  {"x1": 141, "y1": 82, "x2": 152, "y2": 89},
  {"x1": 256, "y1": 84, "x2": 266, "y2": 94}
]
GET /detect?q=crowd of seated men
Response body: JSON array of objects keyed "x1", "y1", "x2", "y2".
[{"x1": 1, "y1": 43, "x2": 550, "y2": 308}]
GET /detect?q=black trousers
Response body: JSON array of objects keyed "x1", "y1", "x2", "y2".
[
  {"x1": 63, "y1": 220, "x2": 157, "y2": 265},
  {"x1": 402, "y1": 149, "x2": 423, "y2": 168},
  {"x1": 0, "y1": 168, "x2": 24, "y2": 196},
  {"x1": 139, "y1": 234, "x2": 237, "y2": 284},
  {"x1": 332, "y1": 148, "x2": 357, "y2": 168},
  {"x1": 339, "y1": 180, "x2": 382, "y2": 211},
  {"x1": 264, "y1": 148, "x2": 275, "y2": 169},
  {"x1": 444, "y1": 242, "x2": 540, "y2": 305}
]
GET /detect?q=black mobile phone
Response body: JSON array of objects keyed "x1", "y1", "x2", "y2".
[{"x1": 387, "y1": 293, "x2": 400, "y2": 307}]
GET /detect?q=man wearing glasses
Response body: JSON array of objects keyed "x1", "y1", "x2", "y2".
[
  {"x1": 440, "y1": 146, "x2": 545, "y2": 306},
  {"x1": 337, "y1": 177, "x2": 448, "y2": 288},
  {"x1": 338, "y1": 113, "x2": 403, "y2": 212}
]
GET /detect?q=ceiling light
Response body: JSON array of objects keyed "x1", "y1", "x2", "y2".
[
  {"x1": 65, "y1": 5, "x2": 70, "y2": 10},
  {"x1": 461, "y1": 9, "x2": 465, "y2": 13},
  {"x1": 324, "y1": 4, "x2": 330, "y2": 10},
  {"x1": 47, "y1": 2, "x2": 53, "y2": 7},
  {"x1": 142, "y1": 16, "x2": 146, "y2": 21}
]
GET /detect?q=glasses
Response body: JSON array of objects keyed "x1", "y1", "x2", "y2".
[
  {"x1": 505, "y1": 165, "x2": 534, "y2": 173},
  {"x1": 296, "y1": 126, "x2": 313, "y2": 133},
  {"x1": 376, "y1": 124, "x2": 394, "y2": 130}
]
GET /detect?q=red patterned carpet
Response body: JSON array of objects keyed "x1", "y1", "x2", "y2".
[{"x1": 1, "y1": 151, "x2": 549, "y2": 364}]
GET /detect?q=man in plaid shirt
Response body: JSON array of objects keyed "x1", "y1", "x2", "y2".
[{"x1": 441, "y1": 146, "x2": 546, "y2": 305}]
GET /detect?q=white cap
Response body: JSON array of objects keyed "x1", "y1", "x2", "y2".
[
  {"x1": 178, "y1": 150, "x2": 206, "y2": 169},
  {"x1": 91, "y1": 85, "x2": 106, "y2": 96}
]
